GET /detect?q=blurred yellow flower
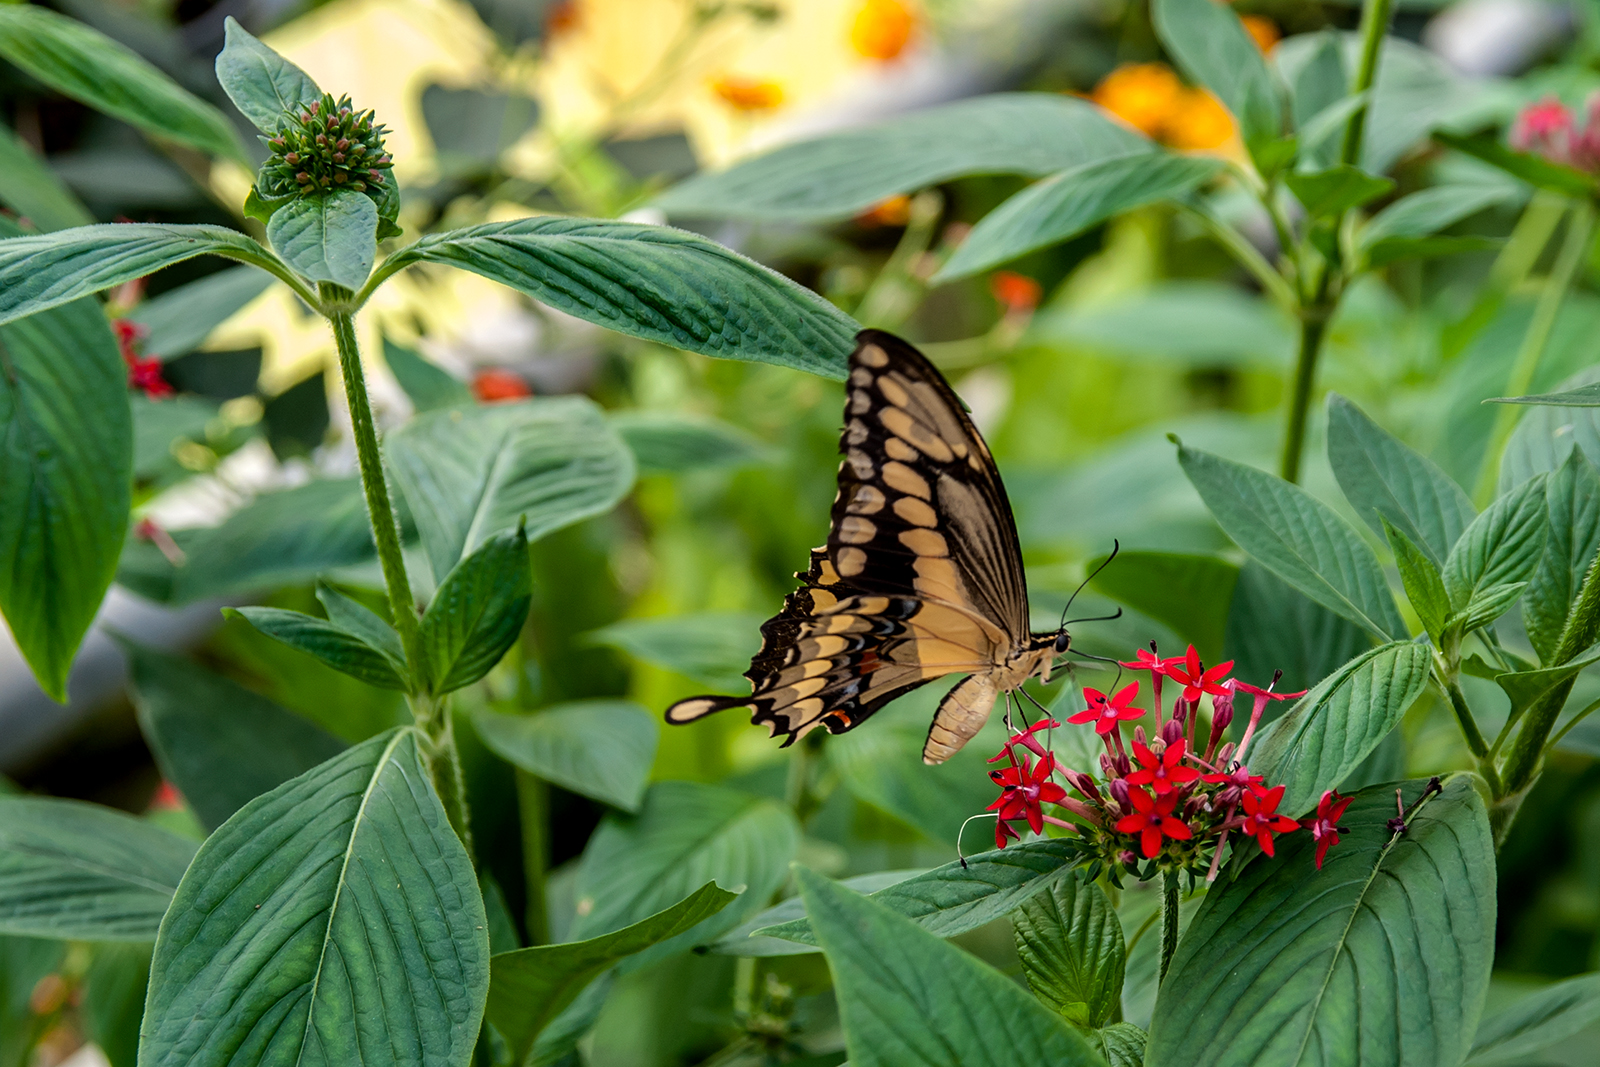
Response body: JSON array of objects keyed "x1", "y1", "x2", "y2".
[
  {"x1": 1163, "y1": 87, "x2": 1236, "y2": 151},
  {"x1": 1091, "y1": 62, "x2": 1236, "y2": 153},
  {"x1": 1240, "y1": 15, "x2": 1279, "y2": 54},
  {"x1": 709, "y1": 74, "x2": 786, "y2": 111},
  {"x1": 850, "y1": 0, "x2": 916, "y2": 61}
]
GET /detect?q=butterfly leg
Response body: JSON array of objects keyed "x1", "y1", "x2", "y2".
[{"x1": 923, "y1": 672, "x2": 999, "y2": 765}]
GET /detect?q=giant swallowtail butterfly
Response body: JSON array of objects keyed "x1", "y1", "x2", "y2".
[{"x1": 666, "y1": 329, "x2": 1069, "y2": 765}]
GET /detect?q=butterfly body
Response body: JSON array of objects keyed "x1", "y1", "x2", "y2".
[{"x1": 666, "y1": 329, "x2": 1063, "y2": 765}]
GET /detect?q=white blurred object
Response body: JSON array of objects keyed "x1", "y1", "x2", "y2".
[
  {"x1": 1424, "y1": 0, "x2": 1574, "y2": 77},
  {"x1": 56, "y1": 1045, "x2": 112, "y2": 1067}
]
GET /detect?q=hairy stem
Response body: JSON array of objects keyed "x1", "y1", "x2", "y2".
[
  {"x1": 1339, "y1": 0, "x2": 1396, "y2": 168},
  {"x1": 1279, "y1": 309, "x2": 1329, "y2": 483},
  {"x1": 1159, "y1": 868, "x2": 1180, "y2": 984}
]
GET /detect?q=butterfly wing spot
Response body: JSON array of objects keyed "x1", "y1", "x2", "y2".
[
  {"x1": 665, "y1": 695, "x2": 746, "y2": 724},
  {"x1": 835, "y1": 546, "x2": 868, "y2": 576},
  {"x1": 846, "y1": 449, "x2": 875, "y2": 479},
  {"x1": 899, "y1": 528, "x2": 949, "y2": 557},
  {"x1": 893, "y1": 496, "x2": 937, "y2": 526},
  {"x1": 850, "y1": 366, "x2": 874, "y2": 386},
  {"x1": 850, "y1": 389, "x2": 872, "y2": 415},
  {"x1": 876, "y1": 373, "x2": 912, "y2": 407},
  {"x1": 885, "y1": 437, "x2": 919, "y2": 462},
  {"x1": 882, "y1": 461, "x2": 930, "y2": 499},
  {"x1": 848, "y1": 484, "x2": 886, "y2": 514},
  {"x1": 879, "y1": 406, "x2": 955, "y2": 463},
  {"x1": 857, "y1": 343, "x2": 890, "y2": 368},
  {"x1": 838, "y1": 516, "x2": 876, "y2": 544}
]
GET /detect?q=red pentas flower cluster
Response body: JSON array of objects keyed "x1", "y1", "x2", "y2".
[
  {"x1": 1511, "y1": 94, "x2": 1600, "y2": 173},
  {"x1": 112, "y1": 319, "x2": 172, "y2": 399},
  {"x1": 981, "y1": 644, "x2": 1354, "y2": 882}
]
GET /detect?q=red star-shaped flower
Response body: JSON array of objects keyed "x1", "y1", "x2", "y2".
[
  {"x1": 1068, "y1": 682, "x2": 1145, "y2": 735},
  {"x1": 1118, "y1": 647, "x2": 1179, "y2": 675},
  {"x1": 1302, "y1": 789, "x2": 1353, "y2": 869},
  {"x1": 1201, "y1": 762, "x2": 1265, "y2": 808},
  {"x1": 987, "y1": 752, "x2": 1068, "y2": 835},
  {"x1": 1125, "y1": 738, "x2": 1200, "y2": 795},
  {"x1": 1238, "y1": 783, "x2": 1300, "y2": 857},
  {"x1": 987, "y1": 718, "x2": 1060, "y2": 763},
  {"x1": 1164, "y1": 646, "x2": 1234, "y2": 703},
  {"x1": 1114, "y1": 786, "x2": 1193, "y2": 859}
]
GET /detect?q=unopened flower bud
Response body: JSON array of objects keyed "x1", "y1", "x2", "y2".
[
  {"x1": 1119, "y1": 850, "x2": 1139, "y2": 867},
  {"x1": 296, "y1": 171, "x2": 309, "y2": 183},
  {"x1": 1064, "y1": 769, "x2": 1101, "y2": 802},
  {"x1": 1100, "y1": 754, "x2": 1116, "y2": 778},
  {"x1": 1217, "y1": 742, "x2": 1235, "y2": 764},
  {"x1": 1133, "y1": 726, "x2": 1147, "y2": 746},
  {"x1": 1212, "y1": 691, "x2": 1235, "y2": 733},
  {"x1": 334, "y1": 171, "x2": 347, "y2": 183},
  {"x1": 337, "y1": 139, "x2": 350, "y2": 151},
  {"x1": 1108, "y1": 778, "x2": 1131, "y2": 808},
  {"x1": 316, "y1": 133, "x2": 327, "y2": 146},
  {"x1": 1161, "y1": 718, "x2": 1184, "y2": 745}
]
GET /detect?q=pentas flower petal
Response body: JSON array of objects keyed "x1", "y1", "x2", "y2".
[
  {"x1": 987, "y1": 718, "x2": 1061, "y2": 763},
  {"x1": 1302, "y1": 788, "x2": 1353, "y2": 869},
  {"x1": 1118, "y1": 648, "x2": 1180, "y2": 675},
  {"x1": 994, "y1": 818, "x2": 1020, "y2": 849},
  {"x1": 1125, "y1": 739, "x2": 1200, "y2": 795},
  {"x1": 1068, "y1": 683, "x2": 1145, "y2": 735},
  {"x1": 1113, "y1": 786, "x2": 1191, "y2": 858},
  {"x1": 1164, "y1": 645, "x2": 1234, "y2": 703}
]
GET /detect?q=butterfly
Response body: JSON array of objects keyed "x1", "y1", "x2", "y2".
[{"x1": 666, "y1": 328, "x2": 1076, "y2": 765}]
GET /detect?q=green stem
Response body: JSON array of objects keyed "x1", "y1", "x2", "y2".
[
  {"x1": 1473, "y1": 199, "x2": 1594, "y2": 505},
  {"x1": 1443, "y1": 676, "x2": 1490, "y2": 759},
  {"x1": 421, "y1": 699, "x2": 475, "y2": 858},
  {"x1": 515, "y1": 769, "x2": 550, "y2": 945},
  {"x1": 1158, "y1": 868, "x2": 1180, "y2": 984},
  {"x1": 1173, "y1": 200, "x2": 1296, "y2": 312},
  {"x1": 1548, "y1": 696, "x2": 1600, "y2": 751},
  {"x1": 1338, "y1": 0, "x2": 1396, "y2": 168},
  {"x1": 1278, "y1": 308, "x2": 1330, "y2": 483}
]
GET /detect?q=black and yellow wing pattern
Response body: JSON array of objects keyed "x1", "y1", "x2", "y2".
[{"x1": 665, "y1": 329, "x2": 1043, "y2": 763}]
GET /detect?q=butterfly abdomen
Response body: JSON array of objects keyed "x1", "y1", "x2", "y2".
[{"x1": 924, "y1": 673, "x2": 999, "y2": 764}]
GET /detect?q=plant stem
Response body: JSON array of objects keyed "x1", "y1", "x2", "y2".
[
  {"x1": 1158, "y1": 868, "x2": 1180, "y2": 984},
  {"x1": 1279, "y1": 308, "x2": 1329, "y2": 482},
  {"x1": 1339, "y1": 0, "x2": 1396, "y2": 168},
  {"x1": 1173, "y1": 200, "x2": 1296, "y2": 312},
  {"x1": 515, "y1": 769, "x2": 551, "y2": 945},
  {"x1": 1443, "y1": 677, "x2": 1490, "y2": 759},
  {"x1": 1472, "y1": 199, "x2": 1594, "y2": 505}
]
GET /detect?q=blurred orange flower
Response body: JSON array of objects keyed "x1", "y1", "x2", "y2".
[
  {"x1": 473, "y1": 369, "x2": 532, "y2": 403},
  {"x1": 1240, "y1": 15, "x2": 1279, "y2": 53},
  {"x1": 1091, "y1": 62, "x2": 1236, "y2": 152},
  {"x1": 545, "y1": 0, "x2": 580, "y2": 37},
  {"x1": 1163, "y1": 87, "x2": 1235, "y2": 151},
  {"x1": 856, "y1": 193, "x2": 913, "y2": 227},
  {"x1": 990, "y1": 271, "x2": 1042, "y2": 313},
  {"x1": 851, "y1": 0, "x2": 916, "y2": 62},
  {"x1": 710, "y1": 74, "x2": 785, "y2": 111}
]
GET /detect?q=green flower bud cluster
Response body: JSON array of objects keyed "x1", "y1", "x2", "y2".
[{"x1": 259, "y1": 93, "x2": 393, "y2": 203}]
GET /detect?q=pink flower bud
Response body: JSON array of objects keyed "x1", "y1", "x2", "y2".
[
  {"x1": 1108, "y1": 778, "x2": 1131, "y2": 808},
  {"x1": 1119, "y1": 850, "x2": 1139, "y2": 867},
  {"x1": 1161, "y1": 718, "x2": 1184, "y2": 745},
  {"x1": 1511, "y1": 97, "x2": 1574, "y2": 166},
  {"x1": 1064, "y1": 769, "x2": 1102, "y2": 802},
  {"x1": 1212, "y1": 691, "x2": 1235, "y2": 733}
]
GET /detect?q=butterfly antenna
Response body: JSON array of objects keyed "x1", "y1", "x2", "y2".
[
  {"x1": 1064, "y1": 608, "x2": 1123, "y2": 627},
  {"x1": 1058, "y1": 539, "x2": 1121, "y2": 630},
  {"x1": 1070, "y1": 649, "x2": 1124, "y2": 667}
]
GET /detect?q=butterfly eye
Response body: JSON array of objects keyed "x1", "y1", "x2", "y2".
[{"x1": 1054, "y1": 632, "x2": 1070, "y2": 654}]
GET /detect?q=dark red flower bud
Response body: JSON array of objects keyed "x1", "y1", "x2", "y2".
[
  {"x1": 1119, "y1": 849, "x2": 1139, "y2": 867},
  {"x1": 316, "y1": 134, "x2": 327, "y2": 146},
  {"x1": 332, "y1": 152, "x2": 345, "y2": 163},
  {"x1": 1161, "y1": 718, "x2": 1184, "y2": 745},
  {"x1": 337, "y1": 139, "x2": 350, "y2": 151},
  {"x1": 296, "y1": 172, "x2": 310, "y2": 183},
  {"x1": 1063, "y1": 769, "x2": 1101, "y2": 802},
  {"x1": 1212, "y1": 691, "x2": 1235, "y2": 732},
  {"x1": 1108, "y1": 778, "x2": 1131, "y2": 808}
]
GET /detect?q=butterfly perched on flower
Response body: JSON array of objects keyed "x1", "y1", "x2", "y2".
[{"x1": 665, "y1": 329, "x2": 1079, "y2": 764}]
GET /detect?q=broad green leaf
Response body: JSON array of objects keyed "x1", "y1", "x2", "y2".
[
  {"x1": 213, "y1": 17, "x2": 321, "y2": 133},
  {"x1": 1012, "y1": 876, "x2": 1125, "y2": 1028},
  {"x1": 754, "y1": 839, "x2": 1083, "y2": 948},
  {"x1": 1383, "y1": 519, "x2": 1450, "y2": 641},
  {"x1": 1443, "y1": 475, "x2": 1549, "y2": 609},
  {"x1": 171, "y1": 478, "x2": 380, "y2": 602},
  {"x1": 1178, "y1": 443, "x2": 1405, "y2": 639},
  {"x1": 586, "y1": 612, "x2": 761, "y2": 691},
  {"x1": 0, "y1": 255, "x2": 131, "y2": 700},
  {"x1": 1467, "y1": 972, "x2": 1600, "y2": 1066},
  {"x1": 1096, "y1": 1023, "x2": 1148, "y2": 1067},
  {"x1": 1360, "y1": 185, "x2": 1513, "y2": 249},
  {"x1": 1248, "y1": 641, "x2": 1432, "y2": 816},
  {"x1": 1362, "y1": 233, "x2": 1502, "y2": 269},
  {"x1": 934, "y1": 152, "x2": 1220, "y2": 281},
  {"x1": 82, "y1": 942, "x2": 151, "y2": 1067},
  {"x1": 127, "y1": 266, "x2": 275, "y2": 359},
  {"x1": 1147, "y1": 776, "x2": 1495, "y2": 1067},
  {"x1": 1327, "y1": 393, "x2": 1476, "y2": 566},
  {"x1": 1225, "y1": 560, "x2": 1371, "y2": 696},
  {"x1": 610, "y1": 410, "x2": 768, "y2": 473},
  {"x1": 568, "y1": 781, "x2": 799, "y2": 969},
  {"x1": 796, "y1": 867, "x2": 1103, "y2": 1067},
  {"x1": 140, "y1": 729, "x2": 489, "y2": 1067},
  {"x1": 0, "y1": 797, "x2": 196, "y2": 941},
  {"x1": 0, "y1": 120, "x2": 93, "y2": 231},
  {"x1": 316, "y1": 582, "x2": 407, "y2": 675},
  {"x1": 487, "y1": 881, "x2": 736, "y2": 1066},
  {"x1": 225, "y1": 606, "x2": 409, "y2": 690},
  {"x1": 1285, "y1": 165, "x2": 1394, "y2": 218},
  {"x1": 1152, "y1": 0, "x2": 1281, "y2": 149},
  {"x1": 1029, "y1": 281, "x2": 1294, "y2": 368},
  {"x1": 1452, "y1": 582, "x2": 1527, "y2": 634},
  {"x1": 378, "y1": 217, "x2": 859, "y2": 379},
  {"x1": 1525, "y1": 451, "x2": 1600, "y2": 662},
  {"x1": 1493, "y1": 382, "x2": 1600, "y2": 407},
  {"x1": 0, "y1": 5, "x2": 246, "y2": 163},
  {"x1": 1088, "y1": 550, "x2": 1239, "y2": 661},
  {"x1": 384, "y1": 337, "x2": 471, "y2": 412},
  {"x1": 421, "y1": 526, "x2": 530, "y2": 693},
  {"x1": 1288, "y1": 31, "x2": 1346, "y2": 131},
  {"x1": 265, "y1": 190, "x2": 377, "y2": 290},
  {"x1": 1434, "y1": 130, "x2": 1598, "y2": 198},
  {"x1": 1497, "y1": 369, "x2": 1600, "y2": 493},
  {"x1": 710, "y1": 869, "x2": 925, "y2": 956},
  {"x1": 654, "y1": 93, "x2": 1147, "y2": 222},
  {"x1": 1493, "y1": 644, "x2": 1600, "y2": 718},
  {"x1": 387, "y1": 397, "x2": 635, "y2": 584},
  {"x1": 123, "y1": 641, "x2": 346, "y2": 832},
  {"x1": 472, "y1": 700, "x2": 659, "y2": 812},
  {"x1": 0, "y1": 223, "x2": 273, "y2": 327}
]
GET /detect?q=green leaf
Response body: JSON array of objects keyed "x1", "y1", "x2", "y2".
[
  {"x1": 421, "y1": 527, "x2": 531, "y2": 693},
  {"x1": 171, "y1": 478, "x2": 380, "y2": 602},
  {"x1": 123, "y1": 641, "x2": 346, "y2": 832},
  {"x1": 1467, "y1": 972, "x2": 1600, "y2": 1066},
  {"x1": 384, "y1": 337, "x2": 471, "y2": 412},
  {"x1": 1434, "y1": 129, "x2": 1598, "y2": 198},
  {"x1": 611, "y1": 410, "x2": 768, "y2": 473},
  {"x1": 265, "y1": 189, "x2": 377, "y2": 290},
  {"x1": 1226, "y1": 561, "x2": 1370, "y2": 695},
  {"x1": 1451, "y1": 582, "x2": 1527, "y2": 634},
  {"x1": 569, "y1": 781, "x2": 798, "y2": 969},
  {"x1": 1095, "y1": 1023, "x2": 1147, "y2": 1067},
  {"x1": 1284, "y1": 164, "x2": 1394, "y2": 218},
  {"x1": 1152, "y1": 0, "x2": 1281, "y2": 149},
  {"x1": 1383, "y1": 519, "x2": 1450, "y2": 641},
  {"x1": 934, "y1": 152, "x2": 1220, "y2": 281},
  {"x1": 379, "y1": 217, "x2": 860, "y2": 379},
  {"x1": 796, "y1": 866, "x2": 1104, "y2": 1067},
  {"x1": 487, "y1": 881, "x2": 736, "y2": 1066},
  {"x1": 0, "y1": 260, "x2": 131, "y2": 701},
  {"x1": 1363, "y1": 233, "x2": 1502, "y2": 268},
  {"x1": 0, "y1": 5, "x2": 246, "y2": 163},
  {"x1": 387, "y1": 397, "x2": 635, "y2": 584},
  {"x1": 1492, "y1": 382, "x2": 1600, "y2": 407},
  {"x1": 585, "y1": 612, "x2": 761, "y2": 691},
  {"x1": 317, "y1": 581, "x2": 407, "y2": 675},
  {"x1": 1360, "y1": 185, "x2": 1513, "y2": 250},
  {"x1": 1443, "y1": 475, "x2": 1549, "y2": 609},
  {"x1": 1525, "y1": 451, "x2": 1600, "y2": 662},
  {"x1": 0, "y1": 120, "x2": 93, "y2": 231},
  {"x1": 225, "y1": 606, "x2": 409, "y2": 690},
  {"x1": 1248, "y1": 641, "x2": 1432, "y2": 816},
  {"x1": 1493, "y1": 645, "x2": 1600, "y2": 719},
  {"x1": 710, "y1": 869, "x2": 925, "y2": 956},
  {"x1": 213, "y1": 17, "x2": 322, "y2": 133},
  {"x1": 140, "y1": 729, "x2": 488, "y2": 1067},
  {"x1": 126, "y1": 266, "x2": 275, "y2": 359},
  {"x1": 0, "y1": 796, "x2": 196, "y2": 941},
  {"x1": 0, "y1": 223, "x2": 272, "y2": 327},
  {"x1": 1326, "y1": 393, "x2": 1476, "y2": 566},
  {"x1": 753, "y1": 839, "x2": 1082, "y2": 949},
  {"x1": 1146, "y1": 776, "x2": 1495, "y2": 1067},
  {"x1": 1029, "y1": 281, "x2": 1294, "y2": 368},
  {"x1": 1178, "y1": 442, "x2": 1405, "y2": 639},
  {"x1": 472, "y1": 700, "x2": 658, "y2": 812},
  {"x1": 654, "y1": 92, "x2": 1147, "y2": 222},
  {"x1": 1088, "y1": 551, "x2": 1238, "y2": 660},
  {"x1": 1011, "y1": 876, "x2": 1125, "y2": 1028}
]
